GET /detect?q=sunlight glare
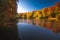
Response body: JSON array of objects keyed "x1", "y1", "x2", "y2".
[{"x1": 17, "y1": 3, "x2": 27, "y2": 13}]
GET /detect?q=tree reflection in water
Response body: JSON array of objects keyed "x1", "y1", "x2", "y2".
[{"x1": 18, "y1": 19, "x2": 60, "y2": 33}]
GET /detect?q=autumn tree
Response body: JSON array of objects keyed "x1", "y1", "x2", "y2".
[
  {"x1": 0, "y1": 0, "x2": 18, "y2": 40},
  {"x1": 0, "y1": 0, "x2": 18, "y2": 27}
]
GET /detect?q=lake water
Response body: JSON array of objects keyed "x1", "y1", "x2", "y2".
[{"x1": 17, "y1": 19, "x2": 60, "y2": 40}]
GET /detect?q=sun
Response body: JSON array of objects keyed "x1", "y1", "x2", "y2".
[
  {"x1": 17, "y1": 3, "x2": 27, "y2": 13},
  {"x1": 17, "y1": 7, "x2": 26, "y2": 13}
]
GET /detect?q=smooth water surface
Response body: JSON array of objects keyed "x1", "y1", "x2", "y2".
[{"x1": 17, "y1": 19, "x2": 60, "y2": 40}]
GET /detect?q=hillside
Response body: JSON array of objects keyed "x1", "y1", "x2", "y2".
[{"x1": 17, "y1": 2, "x2": 60, "y2": 19}]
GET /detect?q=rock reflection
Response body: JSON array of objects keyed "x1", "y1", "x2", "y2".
[{"x1": 18, "y1": 19, "x2": 60, "y2": 33}]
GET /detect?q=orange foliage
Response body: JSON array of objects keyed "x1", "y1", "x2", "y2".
[
  {"x1": 56, "y1": 2, "x2": 60, "y2": 8},
  {"x1": 44, "y1": 8, "x2": 48, "y2": 14},
  {"x1": 49, "y1": 6, "x2": 56, "y2": 11},
  {"x1": 18, "y1": 2, "x2": 60, "y2": 19}
]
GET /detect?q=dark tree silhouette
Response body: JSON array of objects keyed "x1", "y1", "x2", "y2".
[{"x1": 0, "y1": 0, "x2": 19, "y2": 40}]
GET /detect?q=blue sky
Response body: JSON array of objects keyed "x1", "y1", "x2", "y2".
[{"x1": 17, "y1": 0, "x2": 60, "y2": 13}]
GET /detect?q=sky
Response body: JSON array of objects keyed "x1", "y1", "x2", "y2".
[{"x1": 17, "y1": 0, "x2": 60, "y2": 13}]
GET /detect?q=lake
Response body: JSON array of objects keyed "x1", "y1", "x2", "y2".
[{"x1": 17, "y1": 19, "x2": 60, "y2": 40}]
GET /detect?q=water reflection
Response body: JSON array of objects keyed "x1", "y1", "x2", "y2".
[
  {"x1": 17, "y1": 21, "x2": 60, "y2": 40},
  {"x1": 18, "y1": 19, "x2": 60, "y2": 33}
]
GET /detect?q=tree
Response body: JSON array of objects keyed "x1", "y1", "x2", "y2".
[
  {"x1": 0, "y1": 0, "x2": 18, "y2": 27},
  {"x1": 0, "y1": 0, "x2": 18, "y2": 40}
]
